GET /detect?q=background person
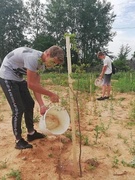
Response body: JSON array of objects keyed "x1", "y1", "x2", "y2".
[
  {"x1": 0, "y1": 45, "x2": 64, "y2": 149},
  {"x1": 97, "y1": 51, "x2": 112, "y2": 100}
]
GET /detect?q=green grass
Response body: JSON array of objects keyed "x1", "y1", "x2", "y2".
[
  {"x1": 40, "y1": 71, "x2": 135, "y2": 94},
  {"x1": 41, "y1": 72, "x2": 96, "y2": 93},
  {"x1": 112, "y1": 72, "x2": 135, "y2": 93},
  {"x1": 7, "y1": 169, "x2": 21, "y2": 180},
  {"x1": 0, "y1": 160, "x2": 7, "y2": 169}
]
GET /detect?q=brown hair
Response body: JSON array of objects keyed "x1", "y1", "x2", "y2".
[
  {"x1": 48, "y1": 45, "x2": 64, "y2": 64},
  {"x1": 97, "y1": 51, "x2": 105, "y2": 57}
]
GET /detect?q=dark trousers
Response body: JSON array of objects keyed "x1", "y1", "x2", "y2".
[{"x1": 0, "y1": 78, "x2": 35, "y2": 140}]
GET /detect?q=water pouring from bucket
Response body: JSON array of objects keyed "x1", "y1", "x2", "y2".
[{"x1": 39, "y1": 106, "x2": 70, "y2": 135}]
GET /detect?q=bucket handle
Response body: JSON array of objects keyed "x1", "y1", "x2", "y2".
[{"x1": 46, "y1": 102, "x2": 66, "y2": 111}]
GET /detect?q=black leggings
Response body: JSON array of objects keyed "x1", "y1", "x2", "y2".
[{"x1": 0, "y1": 78, "x2": 35, "y2": 140}]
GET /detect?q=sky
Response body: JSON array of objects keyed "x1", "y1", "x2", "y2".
[{"x1": 106, "y1": 0, "x2": 135, "y2": 59}]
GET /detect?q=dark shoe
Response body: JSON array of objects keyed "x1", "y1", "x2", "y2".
[
  {"x1": 15, "y1": 138, "x2": 33, "y2": 149},
  {"x1": 27, "y1": 130, "x2": 45, "y2": 142},
  {"x1": 104, "y1": 96, "x2": 109, "y2": 99},
  {"x1": 97, "y1": 97, "x2": 105, "y2": 100}
]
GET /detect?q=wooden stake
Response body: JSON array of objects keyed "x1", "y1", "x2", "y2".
[{"x1": 66, "y1": 36, "x2": 78, "y2": 177}]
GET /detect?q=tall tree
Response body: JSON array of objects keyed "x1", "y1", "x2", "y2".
[
  {"x1": 114, "y1": 44, "x2": 131, "y2": 71},
  {"x1": 77, "y1": 0, "x2": 116, "y2": 63},
  {"x1": 118, "y1": 44, "x2": 131, "y2": 60},
  {"x1": 45, "y1": 0, "x2": 116, "y2": 64},
  {"x1": 32, "y1": 34, "x2": 56, "y2": 51},
  {"x1": 131, "y1": 52, "x2": 135, "y2": 59},
  {"x1": 0, "y1": 0, "x2": 28, "y2": 60},
  {"x1": 24, "y1": 0, "x2": 46, "y2": 42},
  {"x1": 45, "y1": 0, "x2": 67, "y2": 44}
]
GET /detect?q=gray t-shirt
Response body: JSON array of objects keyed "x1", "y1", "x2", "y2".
[{"x1": 0, "y1": 47, "x2": 44, "y2": 81}]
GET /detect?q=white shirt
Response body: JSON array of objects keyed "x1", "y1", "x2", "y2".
[{"x1": 103, "y1": 56, "x2": 112, "y2": 74}]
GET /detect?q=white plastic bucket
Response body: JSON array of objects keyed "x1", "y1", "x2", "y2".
[
  {"x1": 94, "y1": 78, "x2": 103, "y2": 87},
  {"x1": 39, "y1": 106, "x2": 70, "y2": 135}
]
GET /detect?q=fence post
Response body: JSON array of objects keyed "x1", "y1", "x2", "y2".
[{"x1": 66, "y1": 35, "x2": 78, "y2": 177}]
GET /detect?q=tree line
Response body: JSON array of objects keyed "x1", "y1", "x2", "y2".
[{"x1": 0, "y1": 0, "x2": 134, "y2": 71}]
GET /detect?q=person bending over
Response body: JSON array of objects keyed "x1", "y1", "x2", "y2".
[{"x1": 0, "y1": 45, "x2": 64, "y2": 149}]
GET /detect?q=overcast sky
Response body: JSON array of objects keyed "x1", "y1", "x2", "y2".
[{"x1": 106, "y1": 0, "x2": 135, "y2": 58}]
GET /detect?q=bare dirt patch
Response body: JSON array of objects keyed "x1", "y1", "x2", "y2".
[{"x1": 1, "y1": 86, "x2": 135, "y2": 180}]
